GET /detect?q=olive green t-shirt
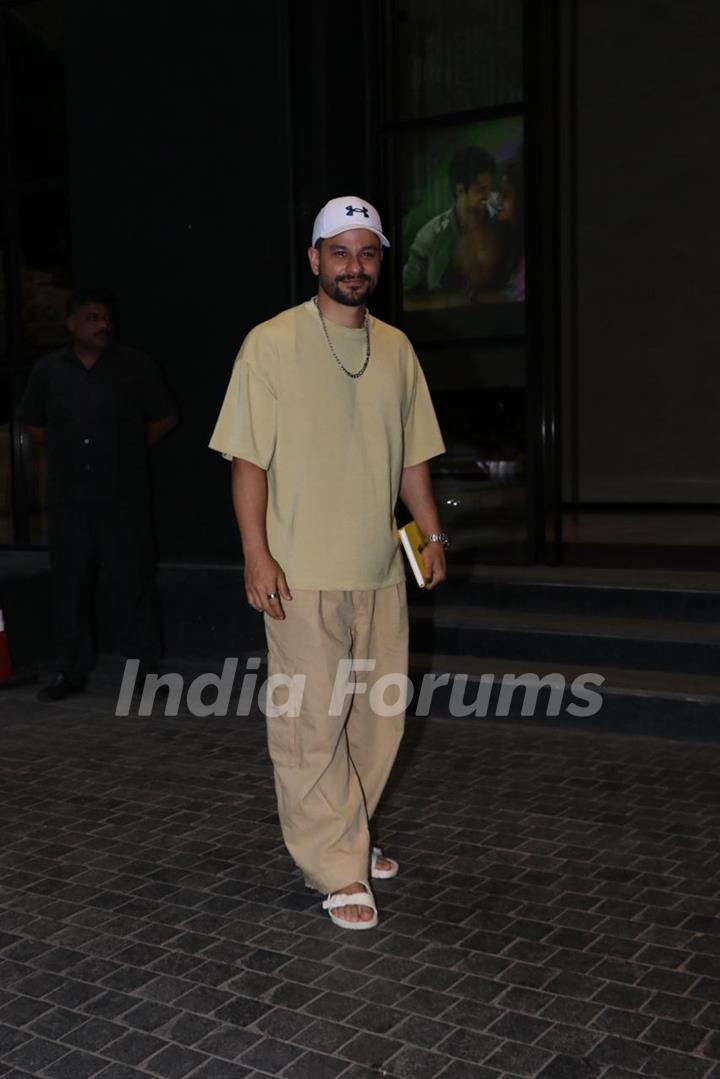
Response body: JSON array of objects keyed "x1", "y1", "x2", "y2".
[{"x1": 209, "y1": 299, "x2": 445, "y2": 590}]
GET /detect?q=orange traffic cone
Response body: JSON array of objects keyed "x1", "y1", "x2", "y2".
[{"x1": 0, "y1": 607, "x2": 13, "y2": 682}]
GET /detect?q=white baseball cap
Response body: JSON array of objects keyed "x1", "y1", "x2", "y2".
[{"x1": 312, "y1": 196, "x2": 390, "y2": 248}]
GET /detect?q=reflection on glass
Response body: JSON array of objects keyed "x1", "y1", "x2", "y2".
[{"x1": 423, "y1": 385, "x2": 528, "y2": 563}]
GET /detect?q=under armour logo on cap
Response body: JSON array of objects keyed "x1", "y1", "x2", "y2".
[{"x1": 312, "y1": 195, "x2": 390, "y2": 248}]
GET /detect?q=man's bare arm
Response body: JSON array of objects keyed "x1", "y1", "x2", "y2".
[
  {"x1": 146, "y1": 414, "x2": 177, "y2": 446},
  {"x1": 399, "y1": 460, "x2": 447, "y2": 589},
  {"x1": 231, "y1": 457, "x2": 291, "y2": 619}
]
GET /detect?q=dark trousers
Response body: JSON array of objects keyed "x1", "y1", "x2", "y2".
[{"x1": 47, "y1": 501, "x2": 161, "y2": 679}]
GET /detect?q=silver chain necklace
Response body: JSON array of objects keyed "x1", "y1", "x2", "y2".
[{"x1": 313, "y1": 297, "x2": 370, "y2": 379}]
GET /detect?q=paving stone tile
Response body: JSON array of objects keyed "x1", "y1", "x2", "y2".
[
  {"x1": 11, "y1": 971, "x2": 66, "y2": 999},
  {"x1": 484, "y1": 1038, "x2": 555, "y2": 1075},
  {"x1": 587, "y1": 1034, "x2": 654, "y2": 1070},
  {"x1": 451, "y1": 975, "x2": 505, "y2": 1003},
  {"x1": 436, "y1": 1028, "x2": 501, "y2": 1064},
  {"x1": 583, "y1": 1071, "x2": 642, "y2": 1079},
  {"x1": 485, "y1": 1009, "x2": 552, "y2": 1043},
  {"x1": 224, "y1": 970, "x2": 282, "y2": 1000},
  {"x1": 635, "y1": 1046, "x2": 711, "y2": 1078},
  {"x1": 1, "y1": 1036, "x2": 72, "y2": 1072},
  {"x1": 81, "y1": 990, "x2": 138, "y2": 1019},
  {"x1": 44, "y1": 979, "x2": 104, "y2": 1009},
  {"x1": 281, "y1": 1049, "x2": 350, "y2": 1079},
  {"x1": 239, "y1": 1035, "x2": 303, "y2": 1072},
  {"x1": 185, "y1": 1061, "x2": 252, "y2": 1079},
  {"x1": 358, "y1": 975, "x2": 412, "y2": 1006},
  {"x1": 118, "y1": 1000, "x2": 181, "y2": 1032},
  {"x1": 642, "y1": 991, "x2": 705, "y2": 1023},
  {"x1": 697, "y1": 1035, "x2": 720, "y2": 1068},
  {"x1": 22, "y1": 1001, "x2": 86, "y2": 1044},
  {"x1": 340, "y1": 1030, "x2": 402, "y2": 1067},
  {"x1": 536, "y1": 1022, "x2": 603, "y2": 1055},
  {"x1": 436, "y1": 1062, "x2": 503, "y2": 1079},
  {"x1": 641, "y1": 1016, "x2": 708, "y2": 1052},
  {"x1": 591, "y1": 981, "x2": 652, "y2": 1010},
  {"x1": 406, "y1": 964, "x2": 466, "y2": 992},
  {"x1": 697, "y1": 1002, "x2": 720, "y2": 1030},
  {"x1": 347, "y1": 1001, "x2": 406, "y2": 1034},
  {"x1": 401, "y1": 987, "x2": 456, "y2": 1019},
  {"x1": 94, "y1": 1066, "x2": 150, "y2": 1079},
  {"x1": 301, "y1": 991, "x2": 360, "y2": 1021},
  {"x1": 329, "y1": 1067, "x2": 382, "y2": 1079},
  {"x1": 59, "y1": 1017, "x2": 126, "y2": 1051},
  {"x1": 290, "y1": 1017, "x2": 353, "y2": 1053},
  {"x1": 588, "y1": 1005, "x2": 651, "y2": 1038},
  {"x1": 99, "y1": 966, "x2": 155, "y2": 994},
  {"x1": 103, "y1": 1030, "x2": 169, "y2": 1065},
  {"x1": 536, "y1": 1054, "x2": 605, "y2": 1077},
  {"x1": 262, "y1": 980, "x2": 320, "y2": 1010},
  {"x1": 689, "y1": 976, "x2": 720, "y2": 1003},
  {"x1": 0, "y1": 995, "x2": 53, "y2": 1027},
  {"x1": 639, "y1": 967, "x2": 699, "y2": 994},
  {"x1": 497, "y1": 961, "x2": 558, "y2": 990},
  {"x1": 277, "y1": 957, "x2": 329, "y2": 983},
  {"x1": 43, "y1": 1050, "x2": 109, "y2": 1078},
  {"x1": 390, "y1": 1013, "x2": 457, "y2": 1047},
  {"x1": 384, "y1": 1045, "x2": 451, "y2": 1078},
  {"x1": 172, "y1": 985, "x2": 235, "y2": 1015},
  {"x1": 252, "y1": 1006, "x2": 310, "y2": 1041},
  {"x1": 0, "y1": 1023, "x2": 33, "y2": 1054},
  {"x1": 143, "y1": 1044, "x2": 210, "y2": 1077}
]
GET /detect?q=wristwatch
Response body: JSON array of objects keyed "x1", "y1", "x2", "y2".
[{"x1": 425, "y1": 532, "x2": 450, "y2": 549}]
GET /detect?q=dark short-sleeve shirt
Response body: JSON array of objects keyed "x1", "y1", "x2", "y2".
[{"x1": 20, "y1": 342, "x2": 175, "y2": 506}]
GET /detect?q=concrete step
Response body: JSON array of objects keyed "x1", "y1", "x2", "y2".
[
  {"x1": 408, "y1": 563, "x2": 720, "y2": 622},
  {"x1": 408, "y1": 603, "x2": 720, "y2": 675},
  {"x1": 407, "y1": 653, "x2": 720, "y2": 741}
]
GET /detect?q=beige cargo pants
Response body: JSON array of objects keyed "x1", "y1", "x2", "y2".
[{"x1": 264, "y1": 583, "x2": 408, "y2": 893}]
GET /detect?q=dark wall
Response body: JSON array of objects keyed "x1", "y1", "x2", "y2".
[
  {"x1": 573, "y1": 0, "x2": 720, "y2": 503},
  {"x1": 65, "y1": 0, "x2": 294, "y2": 561}
]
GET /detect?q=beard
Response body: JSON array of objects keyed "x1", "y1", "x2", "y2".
[{"x1": 323, "y1": 273, "x2": 377, "y2": 307}]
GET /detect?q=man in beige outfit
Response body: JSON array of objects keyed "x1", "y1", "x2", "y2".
[{"x1": 210, "y1": 196, "x2": 447, "y2": 928}]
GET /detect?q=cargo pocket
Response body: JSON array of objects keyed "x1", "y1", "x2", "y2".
[
  {"x1": 264, "y1": 664, "x2": 304, "y2": 768},
  {"x1": 266, "y1": 712, "x2": 300, "y2": 768}
]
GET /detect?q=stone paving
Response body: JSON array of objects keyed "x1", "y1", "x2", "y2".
[{"x1": 1, "y1": 665, "x2": 720, "y2": 1078}]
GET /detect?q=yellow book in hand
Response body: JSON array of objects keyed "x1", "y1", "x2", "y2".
[{"x1": 398, "y1": 521, "x2": 427, "y2": 588}]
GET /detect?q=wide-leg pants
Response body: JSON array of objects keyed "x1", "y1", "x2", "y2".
[
  {"x1": 47, "y1": 500, "x2": 161, "y2": 679},
  {"x1": 264, "y1": 583, "x2": 408, "y2": 893}
]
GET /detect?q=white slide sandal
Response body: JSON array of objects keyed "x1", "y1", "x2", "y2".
[
  {"x1": 371, "y1": 846, "x2": 399, "y2": 879},
  {"x1": 322, "y1": 881, "x2": 378, "y2": 930}
]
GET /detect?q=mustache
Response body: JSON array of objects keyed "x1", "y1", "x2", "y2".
[{"x1": 338, "y1": 274, "x2": 370, "y2": 283}]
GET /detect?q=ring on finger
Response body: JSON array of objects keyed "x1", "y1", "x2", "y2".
[{"x1": 267, "y1": 591, "x2": 279, "y2": 599}]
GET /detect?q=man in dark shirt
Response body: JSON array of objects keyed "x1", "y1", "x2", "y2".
[{"x1": 20, "y1": 289, "x2": 177, "y2": 701}]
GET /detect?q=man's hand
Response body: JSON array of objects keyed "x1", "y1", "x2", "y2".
[
  {"x1": 422, "y1": 541, "x2": 447, "y2": 590},
  {"x1": 244, "y1": 551, "x2": 292, "y2": 619}
]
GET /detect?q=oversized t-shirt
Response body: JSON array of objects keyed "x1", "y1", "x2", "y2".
[{"x1": 209, "y1": 299, "x2": 445, "y2": 590}]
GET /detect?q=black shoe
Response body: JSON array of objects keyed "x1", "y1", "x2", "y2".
[{"x1": 37, "y1": 673, "x2": 87, "y2": 702}]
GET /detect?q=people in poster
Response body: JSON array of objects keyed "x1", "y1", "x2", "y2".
[
  {"x1": 495, "y1": 154, "x2": 525, "y2": 303},
  {"x1": 402, "y1": 143, "x2": 524, "y2": 309}
]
